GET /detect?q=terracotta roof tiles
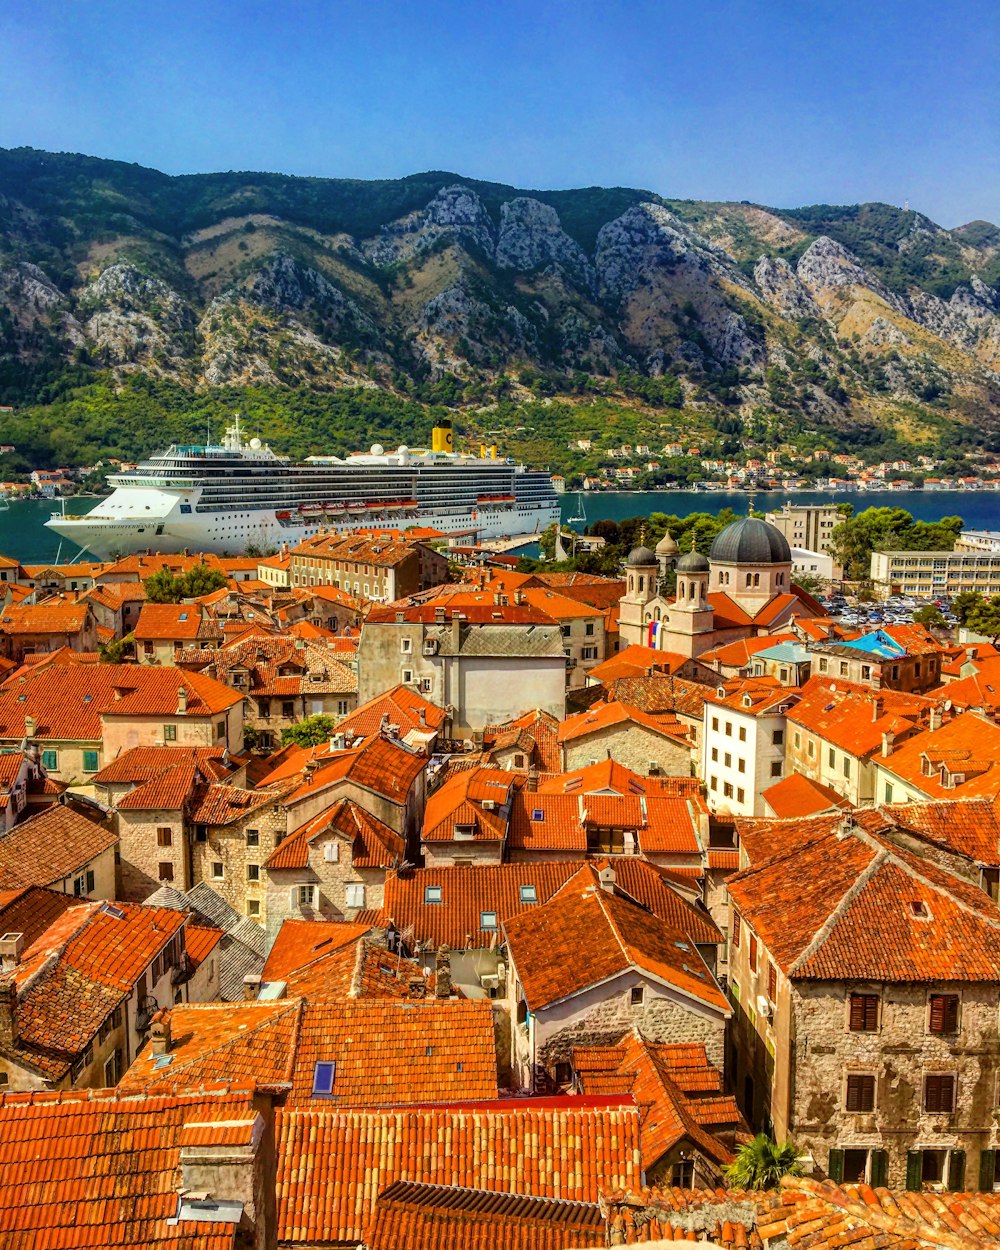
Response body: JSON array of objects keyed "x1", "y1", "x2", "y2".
[{"x1": 0, "y1": 804, "x2": 116, "y2": 890}]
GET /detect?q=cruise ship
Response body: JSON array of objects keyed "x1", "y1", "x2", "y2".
[{"x1": 46, "y1": 419, "x2": 560, "y2": 559}]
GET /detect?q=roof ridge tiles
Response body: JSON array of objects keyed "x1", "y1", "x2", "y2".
[
  {"x1": 787, "y1": 841, "x2": 888, "y2": 976},
  {"x1": 148, "y1": 1000, "x2": 303, "y2": 1081}
]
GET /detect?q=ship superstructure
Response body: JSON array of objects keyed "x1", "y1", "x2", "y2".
[{"x1": 46, "y1": 419, "x2": 559, "y2": 558}]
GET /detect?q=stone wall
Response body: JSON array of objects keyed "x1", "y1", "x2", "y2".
[
  {"x1": 190, "y1": 801, "x2": 288, "y2": 921},
  {"x1": 562, "y1": 722, "x2": 691, "y2": 777}
]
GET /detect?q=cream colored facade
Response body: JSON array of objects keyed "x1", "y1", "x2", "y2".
[{"x1": 870, "y1": 549, "x2": 1000, "y2": 599}]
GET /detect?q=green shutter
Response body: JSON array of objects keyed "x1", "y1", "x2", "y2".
[
  {"x1": 979, "y1": 1149, "x2": 996, "y2": 1193},
  {"x1": 827, "y1": 1148, "x2": 844, "y2": 1182},
  {"x1": 906, "y1": 1150, "x2": 922, "y2": 1192},
  {"x1": 870, "y1": 1149, "x2": 888, "y2": 1187},
  {"x1": 949, "y1": 1149, "x2": 966, "y2": 1192}
]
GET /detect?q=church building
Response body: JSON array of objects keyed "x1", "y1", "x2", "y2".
[{"x1": 618, "y1": 517, "x2": 827, "y2": 658}]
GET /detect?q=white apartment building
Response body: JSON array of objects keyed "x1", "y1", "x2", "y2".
[
  {"x1": 765, "y1": 503, "x2": 842, "y2": 562},
  {"x1": 870, "y1": 549, "x2": 1000, "y2": 599},
  {"x1": 701, "y1": 679, "x2": 798, "y2": 817}
]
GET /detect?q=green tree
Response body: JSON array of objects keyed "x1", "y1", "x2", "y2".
[
  {"x1": 793, "y1": 572, "x2": 826, "y2": 598},
  {"x1": 144, "y1": 568, "x2": 185, "y2": 603},
  {"x1": 99, "y1": 632, "x2": 134, "y2": 663},
  {"x1": 181, "y1": 563, "x2": 227, "y2": 598},
  {"x1": 912, "y1": 605, "x2": 946, "y2": 628},
  {"x1": 281, "y1": 714, "x2": 338, "y2": 747},
  {"x1": 952, "y1": 591, "x2": 983, "y2": 626},
  {"x1": 966, "y1": 598, "x2": 1000, "y2": 645},
  {"x1": 723, "y1": 1134, "x2": 802, "y2": 1191}
]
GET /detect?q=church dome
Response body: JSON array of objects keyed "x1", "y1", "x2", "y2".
[
  {"x1": 676, "y1": 549, "x2": 710, "y2": 573},
  {"x1": 709, "y1": 517, "x2": 791, "y2": 565},
  {"x1": 626, "y1": 545, "x2": 658, "y2": 567},
  {"x1": 655, "y1": 531, "x2": 679, "y2": 554}
]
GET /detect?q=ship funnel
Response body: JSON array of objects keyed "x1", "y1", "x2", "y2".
[{"x1": 431, "y1": 420, "x2": 453, "y2": 453}]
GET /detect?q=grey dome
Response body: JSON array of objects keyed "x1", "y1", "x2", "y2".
[
  {"x1": 710, "y1": 517, "x2": 791, "y2": 565},
  {"x1": 626, "y1": 545, "x2": 658, "y2": 567},
  {"x1": 676, "y1": 549, "x2": 709, "y2": 573}
]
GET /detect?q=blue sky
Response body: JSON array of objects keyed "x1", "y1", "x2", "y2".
[{"x1": 0, "y1": 0, "x2": 996, "y2": 226}]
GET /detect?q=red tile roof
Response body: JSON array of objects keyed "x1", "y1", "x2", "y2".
[
  {"x1": 0, "y1": 664, "x2": 239, "y2": 741},
  {"x1": 761, "y1": 772, "x2": 852, "y2": 819},
  {"x1": 879, "y1": 711, "x2": 1000, "y2": 799},
  {"x1": 282, "y1": 734, "x2": 429, "y2": 807},
  {"x1": 574, "y1": 1031, "x2": 743, "y2": 1170},
  {"x1": 262, "y1": 919, "x2": 373, "y2": 981},
  {"x1": 0, "y1": 804, "x2": 116, "y2": 889},
  {"x1": 365, "y1": 1181, "x2": 606, "y2": 1250},
  {"x1": 507, "y1": 788, "x2": 705, "y2": 857},
  {"x1": 0, "y1": 602, "x2": 91, "y2": 636},
  {"x1": 265, "y1": 797, "x2": 404, "y2": 871},
  {"x1": 557, "y1": 700, "x2": 691, "y2": 746},
  {"x1": 587, "y1": 645, "x2": 692, "y2": 683},
  {"x1": 884, "y1": 794, "x2": 1000, "y2": 867},
  {"x1": 133, "y1": 602, "x2": 208, "y2": 641},
  {"x1": 786, "y1": 675, "x2": 935, "y2": 758},
  {"x1": 423, "y1": 767, "x2": 515, "y2": 842},
  {"x1": 535, "y1": 759, "x2": 698, "y2": 798},
  {"x1": 482, "y1": 708, "x2": 561, "y2": 772},
  {"x1": 0, "y1": 1088, "x2": 260, "y2": 1249},
  {"x1": 275, "y1": 1099, "x2": 642, "y2": 1244},
  {"x1": 505, "y1": 864, "x2": 729, "y2": 1012},
  {"x1": 728, "y1": 809, "x2": 1000, "y2": 982},
  {"x1": 92, "y1": 745, "x2": 236, "y2": 784}
]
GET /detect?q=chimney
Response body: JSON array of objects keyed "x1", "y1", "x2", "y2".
[
  {"x1": 178, "y1": 1109, "x2": 268, "y2": 1236},
  {"x1": 598, "y1": 864, "x2": 616, "y2": 894},
  {"x1": 871, "y1": 696, "x2": 883, "y2": 723},
  {"x1": 177, "y1": 685, "x2": 188, "y2": 715},
  {"x1": 882, "y1": 730, "x2": 895, "y2": 757},
  {"x1": 0, "y1": 975, "x2": 17, "y2": 1049},
  {"x1": 527, "y1": 766, "x2": 539, "y2": 793},
  {"x1": 434, "y1": 946, "x2": 452, "y2": 999},
  {"x1": 929, "y1": 704, "x2": 943, "y2": 732},
  {"x1": 243, "y1": 973, "x2": 262, "y2": 1001},
  {"x1": 23, "y1": 714, "x2": 34, "y2": 739},
  {"x1": 150, "y1": 1009, "x2": 172, "y2": 1056},
  {"x1": 0, "y1": 932, "x2": 24, "y2": 973}
]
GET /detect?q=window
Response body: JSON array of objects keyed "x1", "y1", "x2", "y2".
[
  {"x1": 582, "y1": 646, "x2": 598, "y2": 660},
  {"x1": 519, "y1": 884, "x2": 537, "y2": 903},
  {"x1": 480, "y1": 910, "x2": 498, "y2": 931},
  {"x1": 884, "y1": 782, "x2": 894, "y2": 803},
  {"x1": 312, "y1": 1061, "x2": 337, "y2": 1096},
  {"x1": 770, "y1": 761, "x2": 783, "y2": 778},
  {"x1": 767, "y1": 963, "x2": 777, "y2": 1002},
  {"x1": 157, "y1": 828, "x2": 172, "y2": 847},
  {"x1": 724, "y1": 721, "x2": 732, "y2": 737},
  {"x1": 723, "y1": 782, "x2": 733, "y2": 798},
  {"x1": 828, "y1": 748, "x2": 836, "y2": 768},
  {"x1": 773, "y1": 730, "x2": 784, "y2": 747},
  {"x1": 163, "y1": 724, "x2": 177, "y2": 742},
  {"x1": 846, "y1": 1074, "x2": 876, "y2": 1112},
  {"x1": 73, "y1": 874, "x2": 86, "y2": 897},
  {"x1": 929, "y1": 994, "x2": 959, "y2": 1035},
  {"x1": 843, "y1": 757, "x2": 850, "y2": 778},
  {"x1": 919, "y1": 1149, "x2": 948, "y2": 1186},
  {"x1": 402, "y1": 669, "x2": 413, "y2": 684},
  {"x1": 711, "y1": 747, "x2": 718, "y2": 762},
  {"x1": 671, "y1": 1159, "x2": 694, "y2": 1188},
  {"x1": 630, "y1": 986, "x2": 644, "y2": 1006},
  {"x1": 709, "y1": 776, "x2": 717, "y2": 791},
  {"x1": 748, "y1": 934, "x2": 758, "y2": 973},
  {"x1": 807, "y1": 740, "x2": 815, "y2": 759},
  {"x1": 732, "y1": 912, "x2": 741, "y2": 947},
  {"x1": 401, "y1": 638, "x2": 412, "y2": 653},
  {"x1": 82, "y1": 750, "x2": 99, "y2": 773},
  {"x1": 849, "y1": 993, "x2": 879, "y2": 1032},
  {"x1": 840, "y1": 662, "x2": 849, "y2": 676},
  {"x1": 158, "y1": 862, "x2": 174, "y2": 882},
  {"x1": 712, "y1": 717, "x2": 719, "y2": 732},
  {"x1": 737, "y1": 758, "x2": 746, "y2": 773},
  {"x1": 282, "y1": 701, "x2": 295, "y2": 719},
  {"x1": 924, "y1": 1074, "x2": 956, "y2": 1113},
  {"x1": 585, "y1": 621, "x2": 595, "y2": 636},
  {"x1": 247, "y1": 864, "x2": 260, "y2": 882},
  {"x1": 211, "y1": 862, "x2": 224, "y2": 879},
  {"x1": 248, "y1": 899, "x2": 261, "y2": 917},
  {"x1": 819, "y1": 658, "x2": 829, "y2": 674},
  {"x1": 554, "y1": 1061, "x2": 572, "y2": 1086},
  {"x1": 194, "y1": 827, "x2": 208, "y2": 843},
  {"x1": 424, "y1": 885, "x2": 443, "y2": 904},
  {"x1": 724, "y1": 752, "x2": 732, "y2": 768},
  {"x1": 737, "y1": 787, "x2": 745, "y2": 804},
  {"x1": 104, "y1": 1049, "x2": 123, "y2": 1086},
  {"x1": 295, "y1": 884, "x2": 317, "y2": 909},
  {"x1": 341, "y1": 883, "x2": 363, "y2": 909},
  {"x1": 41, "y1": 749, "x2": 58, "y2": 770}
]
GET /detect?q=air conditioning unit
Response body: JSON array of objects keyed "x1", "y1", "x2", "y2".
[
  {"x1": 422, "y1": 639, "x2": 439, "y2": 656},
  {"x1": 482, "y1": 799, "x2": 496, "y2": 811},
  {"x1": 756, "y1": 994, "x2": 773, "y2": 1019},
  {"x1": 479, "y1": 972, "x2": 501, "y2": 995}
]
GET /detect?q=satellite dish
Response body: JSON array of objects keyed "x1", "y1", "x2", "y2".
[
  {"x1": 249, "y1": 437, "x2": 262, "y2": 450},
  {"x1": 371, "y1": 444, "x2": 384, "y2": 456}
]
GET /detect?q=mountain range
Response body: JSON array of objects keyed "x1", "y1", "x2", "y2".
[{"x1": 1, "y1": 146, "x2": 999, "y2": 471}]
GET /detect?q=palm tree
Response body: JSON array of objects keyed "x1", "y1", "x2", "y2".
[{"x1": 723, "y1": 1133, "x2": 802, "y2": 1190}]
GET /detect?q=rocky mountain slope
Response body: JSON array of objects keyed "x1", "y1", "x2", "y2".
[{"x1": 0, "y1": 146, "x2": 998, "y2": 465}]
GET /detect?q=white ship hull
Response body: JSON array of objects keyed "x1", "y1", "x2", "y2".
[{"x1": 47, "y1": 494, "x2": 560, "y2": 560}]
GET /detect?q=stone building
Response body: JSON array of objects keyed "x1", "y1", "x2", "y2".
[
  {"x1": 288, "y1": 533, "x2": 449, "y2": 602},
  {"x1": 0, "y1": 601, "x2": 99, "y2": 661},
  {"x1": 558, "y1": 699, "x2": 694, "y2": 776},
  {"x1": 618, "y1": 518, "x2": 827, "y2": 658},
  {"x1": 807, "y1": 624, "x2": 945, "y2": 694},
  {"x1": 503, "y1": 863, "x2": 729, "y2": 1091},
  {"x1": 726, "y1": 808, "x2": 1000, "y2": 1191}
]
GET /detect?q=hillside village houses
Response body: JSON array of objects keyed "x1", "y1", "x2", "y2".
[{"x1": 7, "y1": 514, "x2": 1000, "y2": 1244}]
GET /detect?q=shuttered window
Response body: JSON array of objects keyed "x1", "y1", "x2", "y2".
[
  {"x1": 732, "y1": 912, "x2": 741, "y2": 948},
  {"x1": 767, "y1": 963, "x2": 777, "y2": 1002},
  {"x1": 928, "y1": 994, "x2": 959, "y2": 1035},
  {"x1": 848, "y1": 993, "x2": 879, "y2": 1032},
  {"x1": 924, "y1": 1074, "x2": 956, "y2": 1113},
  {"x1": 748, "y1": 934, "x2": 758, "y2": 973},
  {"x1": 845, "y1": 1074, "x2": 875, "y2": 1112}
]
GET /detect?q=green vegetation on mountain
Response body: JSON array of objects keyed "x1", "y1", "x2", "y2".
[{"x1": 1, "y1": 147, "x2": 998, "y2": 473}]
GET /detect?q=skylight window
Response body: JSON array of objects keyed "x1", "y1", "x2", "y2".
[
  {"x1": 910, "y1": 900, "x2": 931, "y2": 919},
  {"x1": 312, "y1": 1061, "x2": 337, "y2": 1096},
  {"x1": 531, "y1": 808, "x2": 544, "y2": 822},
  {"x1": 424, "y1": 885, "x2": 443, "y2": 904},
  {"x1": 480, "y1": 910, "x2": 498, "y2": 931},
  {"x1": 519, "y1": 884, "x2": 537, "y2": 903}
]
